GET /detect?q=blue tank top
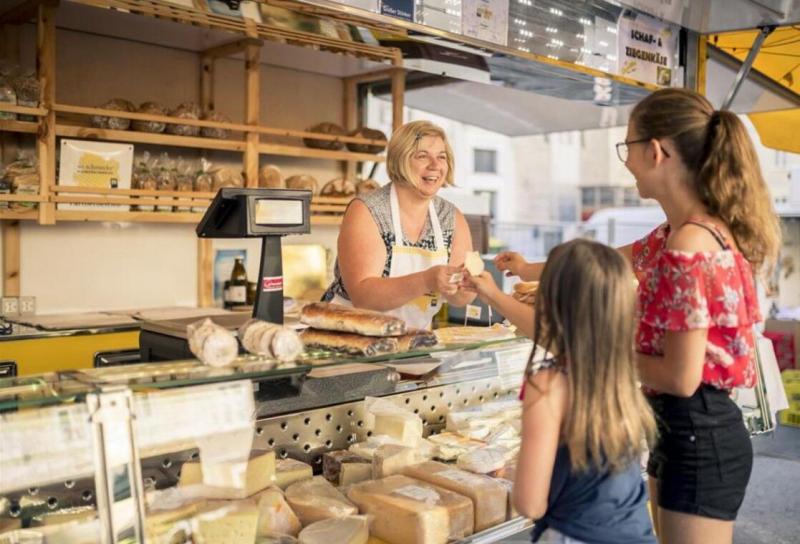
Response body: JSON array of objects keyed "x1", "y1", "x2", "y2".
[{"x1": 531, "y1": 446, "x2": 656, "y2": 544}]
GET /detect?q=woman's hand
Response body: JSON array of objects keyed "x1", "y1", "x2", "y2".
[
  {"x1": 495, "y1": 252, "x2": 528, "y2": 277},
  {"x1": 461, "y1": 271, "x2": 502, "y2": 304},
  {"x1": 426, "y1": 264, "x2": 463, "y2": 297}
]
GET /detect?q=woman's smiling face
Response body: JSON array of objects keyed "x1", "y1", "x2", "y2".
[{"x1": 409, "y1": 135, "x2": 449, "y2": 197}]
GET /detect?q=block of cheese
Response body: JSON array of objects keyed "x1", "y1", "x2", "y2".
[
  {"x1": 285, "y1": 476, "x2": 358, "y2": 525},
  {"x1": 373, "y1": 411, "x2": 423, "y2": 446},
  {"x1": 31, "y1": 507, "x2": 96, "y2": 526},
  {"x1": 298, "y1": 516, "x2": 369, "y2": 544},
  {"x1": 192, "y1": 501, "x2": 259, "y2": 544},
  {"x1": 457, "y1": 446, "x2": 514, "y2": 474},
  {"x1": 495, "y1": 478, "x2": 519, "y2": 520},
  {"x1": 323, "y1": 450, "x2": 371, "y2": 485},
  {"x1": 254, "y1": 487, "x2": 302, "y2": 537},
  {"x1": 145, "y1": 500, "x2": 203, "y2": 544},
  {"x1": 372, "y1": 445, "x2": 424, "y2": 479},
  {"x1": 275, "y1": 458, "x2": 313, "y2": 490},
  {"x1": 347, "y1": 475, "x2": 473, "y2": 543},
  {"x1": 402, "y1": 461, "x2": 507, "y2": 532},
  {"x1": 179, "y1": 449, "x2": 275, "y2": 499}
]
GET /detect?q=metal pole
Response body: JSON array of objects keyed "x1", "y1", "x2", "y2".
[{"x1": 721, "y1": 26, "x2": 775, "y2": 111}]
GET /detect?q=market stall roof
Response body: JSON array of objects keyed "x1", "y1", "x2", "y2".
[{"x1": 710, "y1": 26, "x2": 800, "y2": 153}]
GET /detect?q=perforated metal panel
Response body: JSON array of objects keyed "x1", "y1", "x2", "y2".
[{"x1": 252, "y1": 377, "x2": 517, "y2": 469}]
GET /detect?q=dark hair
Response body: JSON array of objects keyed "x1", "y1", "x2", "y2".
[{"x1": 630, "y1": 88, "x2": 780, "y2": 271}]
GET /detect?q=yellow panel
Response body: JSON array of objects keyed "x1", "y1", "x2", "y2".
[
  {"x1": 1, "y1": 331, "x2": 140, "y2": 376},
  {"x1": 711, "y1": 26, "x2": 800, "y2": 95},
  {"x1": 282, "y1": 244, "x2": 329, "y2": 300},
  {"x1": 748, "y1": 109, "x2": 800, "y2": 154}
]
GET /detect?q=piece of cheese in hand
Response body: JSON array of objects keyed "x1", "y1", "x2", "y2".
[
  {"x1": 298, "y1": 516, "x2": 369, "y2": 544},
  {"x1": 179, "y1": 449, "x2": 275, "y2": 499},
  {"x1": 402, "y1": 461, "x2": 507, "y2": 532},
  {"x1": 463, "y1": 251, "x2": 484, "y2": 276}
]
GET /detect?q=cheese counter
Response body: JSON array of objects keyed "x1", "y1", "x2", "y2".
[{"x1": 0, "y1": 334, "x2": 535, "y2": 544}]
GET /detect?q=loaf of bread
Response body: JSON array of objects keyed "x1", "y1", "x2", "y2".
[
  {"x1": 132, "y1": 101, "x2": 167, "y2": 133},
  {"x1": 91, "y1": 98, "x2": 135, "y2": 130},
  {"x1": 320, "y1": 177, "x2": 356, "y2": 197},
  {"x1": 285, "y1": 174, "x2": 319, "y2": 195},
  {"x1": 300, "y1": 302, "x2": 406, "y2": 337},
  {"x1": 167, "y1": 102, "x2": 201, "y2": 137},
  {"x1": 300, "y1": 328, "x2": 399, "y2": 357},
  {"x1": 201, "y1": 111, "x2": 231, "y2": 139},
  {"x1": 346, "y1": 127, "x2": 387, "y2": 154},
  {"x1": 304, "y1": 122, "x2": 345, "y2": 150},
  {"x1": 356, "y1": 178, "x2": 381, "y2": 195},
  {"x1": 259, "y1": 164, "x2": 284, "y2": 189}
]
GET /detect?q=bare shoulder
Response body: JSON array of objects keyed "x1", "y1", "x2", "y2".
[
  {"x1": 667, "y1": 221, "x2": 727, "y2": 252},
  {"x1": 523, "y1": 367, "x2": 568, "y2": 409},
  {"x1": 342, "y1": 198, "x2": 378, "y2": 233}
]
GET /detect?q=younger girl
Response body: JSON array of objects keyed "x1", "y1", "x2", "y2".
[{"x1": 465, "y1": 239, "x2": 657, "y2": 543}]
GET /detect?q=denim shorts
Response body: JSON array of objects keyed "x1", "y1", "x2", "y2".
[{"x1": 646, "y1": 385, "x2": 753, "y2": 521}]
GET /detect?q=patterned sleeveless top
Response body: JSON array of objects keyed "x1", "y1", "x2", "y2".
[{"x1": 323, "y1": 183, "x2": 456, "y2": 302}]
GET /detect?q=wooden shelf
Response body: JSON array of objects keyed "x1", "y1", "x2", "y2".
[
  {"x1": 0, "y1": 119, "x2": 40, "y2": 134},
  {"x1": 55, "y1": 123, "x2": 246, "y2": 152},
  {"x1": 259, "y1": 143, "x2": 384, "y2": 162},
  {"x1": 0, "y1": 104, "x2": 47, "y2": 117},
  {"x1": 55, "y1": 210, "x2": 206, "y2": 224},
  {"x1": 0, "y1": 210, "x2": 38, "y2": 221}
]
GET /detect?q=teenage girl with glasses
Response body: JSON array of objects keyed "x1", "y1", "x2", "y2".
[{"x1": 488, "y1": 88, "x2": 781, "y2": 543}]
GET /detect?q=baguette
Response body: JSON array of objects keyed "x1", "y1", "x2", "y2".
[
  {"x1": 301, "y1": 328, "x2": 399, "y2": 357},
  {"x1": 300, "y1": 302, "x2": 406, "y2": 337}
]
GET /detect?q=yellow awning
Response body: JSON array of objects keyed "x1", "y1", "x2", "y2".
[{"x1": 710, "y1": 26, "x2": 800, "y2": 153}]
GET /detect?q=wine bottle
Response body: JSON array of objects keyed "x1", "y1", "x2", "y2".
[{"x1": 228, "y1": 257, "x2": 248, "y2": 306}]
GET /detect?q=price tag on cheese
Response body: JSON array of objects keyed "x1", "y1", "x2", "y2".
[
  {"x1": 133, "y1": 380, "x2": 254, "y2": 457},
  {"x1": 0, "y1": 403, "x2": 95, "y2": 493},
  {"x1": 393, "y1": 485, "x2": 441, "y2": 504}
]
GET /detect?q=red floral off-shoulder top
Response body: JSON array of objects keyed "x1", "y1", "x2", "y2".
[{"x1": 632, "y1": 220, "x2": 761, "y2": 391}]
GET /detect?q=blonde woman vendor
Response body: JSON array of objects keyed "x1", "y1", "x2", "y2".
[{"x1": 322, "y1": 120, "x2": 476, "y2": 329}]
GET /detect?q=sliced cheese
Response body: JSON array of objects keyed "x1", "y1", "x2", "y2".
[
  {"x1": 285, "y1": 476, "x2": 358, "y2": 526},
  {"x1": 427, "y1": 432, "x2": 485, "y2": 461},
  {"x1": 372, "y1": 412, "x2": 423, "y2": 446},
  {"x1": 347, "y1": 475, "x2": 473, "y2": 543},
  {"x1": 372, "y1": 445, "x2": 422, "y2": 479},
  {"x1": 298, "y1": 516, "x2": 369, "y2": 544},
  {"x1": 192, "y1": 501, "x2": 259, "y2": 544},
  {"x1": 403, "y1": 461, "x2": 507, "y2": 532},
  {"x1": 275, "y1": 458, "x2": 313, "y2": 490},
  {"x1": 456, "y1": 446, "x2": 513, "y2": 474},
  {"x1": 179, "y1": 449, "x2": 275, "y2": 499},
  {"x1": 253, "y1": 487, "x2": 302, "y2": 537}
]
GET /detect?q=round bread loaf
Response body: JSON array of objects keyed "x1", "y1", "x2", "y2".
[
  {"x1": 304, "y1": 122, "x2": 345, "y2": 150},
  {"x1": 346, "y1": 127, "x2": 387, "y2": 154},
  {"x1": 132, "y1": 101, "x2": 167, "y2": 133},
  {"x1": 167, "y1": 102, "x2": 201, "y2": 137},
  {"x1": 320, "y1": 177, "x2": 356, "y2": 197},
  {"x1": 259, "y1": 164, "x2": 284, "y2": 189},
  {"x1": 285, "y1": 174, "x2": 319, "y2": 195},
  {"x1": 91, "y1": 98, "x2": 135, "y2": 130}
]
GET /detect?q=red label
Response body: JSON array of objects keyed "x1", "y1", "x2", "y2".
[{"x1": 261, "y1": 276, "x2": 284, "y2": 292}]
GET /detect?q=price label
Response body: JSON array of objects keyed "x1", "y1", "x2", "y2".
[{"x1": 465, "y1": 304, "x2": 482, "y2": 320}]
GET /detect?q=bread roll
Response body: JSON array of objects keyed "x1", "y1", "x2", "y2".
[
  {"x1": 132, "y1": 101, "x2": 167, "y2": 133},
  {"x1": 91, "y1": 98, "x2": 135, "y2": 130},
  {"x1": 167, "y1": 102, "x2": 201, "y2": 137},
  {"x1": 201, "y1": 111, "x2": 231, "y2": 139}
]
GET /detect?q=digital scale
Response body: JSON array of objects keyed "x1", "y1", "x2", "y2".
[{"x1": 140, "y1": 188, "x2": 312, "y2": 361}]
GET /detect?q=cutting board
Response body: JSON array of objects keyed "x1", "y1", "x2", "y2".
[{"x1": 12, "y1": 312, "x2": 139, "y2": 331}]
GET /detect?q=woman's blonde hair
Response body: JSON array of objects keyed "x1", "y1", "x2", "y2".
[
  {"x1": 630, "y1": 88, "x2": 781, "y2": 272},
  {"x1": 528, "y1": 239, "x2": 657, "y2": 473},
  {"x1": 386, "y1": 120, "x2": 455, "y2": 189}
]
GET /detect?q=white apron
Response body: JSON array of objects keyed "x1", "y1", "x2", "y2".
[{"x1": 332, "y1": 183, "x2": 448, "y2": 330}]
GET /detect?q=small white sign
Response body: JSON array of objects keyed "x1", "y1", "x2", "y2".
[
  {"x1": 58, "y1": 139, "x2": 133, "y2": 211},
  {"x1": 618, "y1": 10, "x2": 679, "y2": 87},
  {"x1": 462, "y1": 0, "x2": 509, "y2": 46},
  {"x1": 466, "y1": 304, "x2": 483, "y2": 320}
]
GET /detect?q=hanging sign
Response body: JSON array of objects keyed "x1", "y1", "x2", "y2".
[{"x1": 617, "y1": 11, "x2": 679, "y2": 87}]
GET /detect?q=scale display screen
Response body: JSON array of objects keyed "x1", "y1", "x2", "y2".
[{"x1": 254, "y1": 199, "x2": 304, "y2": 226}]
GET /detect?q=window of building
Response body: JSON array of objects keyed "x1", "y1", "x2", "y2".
[
  {"x1": 581, "y1": 187, "x2": 596, "y2": 206},
  {"x1": 599, "y1": 186, "x2": 615, "y2": 205},
  {"x1": 474, "y1": 149, "x2": 497, "y2": 173}
]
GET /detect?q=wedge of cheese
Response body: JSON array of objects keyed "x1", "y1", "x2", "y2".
[
  {"x1": 323, "y1": 450, "x2": 371, "y2": 486},
  {"x1": 373, "y1": 411, "x2": 423, "y2": 446},
  {"x1": 372, "y1": 445, "x2": 422, "y2": 479},
  {"x1": 285, "y1": 476, "x2": 358, "y2": 525},
  {"x1": 347, "y1": 475, "x2": 473, "y2": 543},
  {"x1": 298, "y1": 516, "x2": 369, "y2": 544},
  {"x1": 402, "y1": 461, "x2": 507, "y2": 532},
  {"x1": 179, "y1": 449, "x2": 276, "y2": 499},
  {"x1": 253, "y1": 487, "x2": 302, "y2": 537},
  {"x1": 192, "y1": 501, "x2": 259, "y2": 544},
  {"x1": 275, "y1": 458, "x2": 313, "y2": 490}
]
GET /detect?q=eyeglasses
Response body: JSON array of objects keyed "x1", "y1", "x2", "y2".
[{"x1": 615, "y1": 138, "x2": 671, "y2": 163}]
